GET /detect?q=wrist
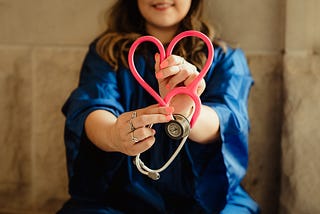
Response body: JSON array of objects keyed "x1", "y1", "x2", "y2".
[
  {"x1": 170, "y1": 95, "x2": 194, "y2": 119},
  {"x1": 105, "y1": 123, "x2": 118, "y2": 152}
]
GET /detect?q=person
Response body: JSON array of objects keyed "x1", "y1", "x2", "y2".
[{"x1": 57, "y1": 0, "x2": 260, "y2": 213}]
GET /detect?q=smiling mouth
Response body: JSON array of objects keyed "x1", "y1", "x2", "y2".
[{"x1": 152, "y1": 2, "x2": 174, "y2": 10}]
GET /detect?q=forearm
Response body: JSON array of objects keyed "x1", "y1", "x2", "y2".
[
  {"x1": 170, "y1": 96, "x2": 220, "y2": 144},
  {"x1": 85, "y1": 110, "x2": 117, "y2": 152},
  {"x1": 188, "y1": 105, "x2": 220, "y2": 144},
  {"x1": 84, "y1": 106, "x2": 172, "y2": 156}
]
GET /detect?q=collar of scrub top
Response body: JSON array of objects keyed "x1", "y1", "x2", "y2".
[{"x1": 128, "y1": 30, "x2": 214, "y2": 180}]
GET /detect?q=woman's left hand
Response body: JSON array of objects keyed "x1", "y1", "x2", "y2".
[{"x1": 154, "y1": 53, "x2": 206, "y2": 117}]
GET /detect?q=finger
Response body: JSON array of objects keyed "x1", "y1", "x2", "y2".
[
  {"x1": 140, "y1": 104, "x2": 174, "y2": 115},
  {"x1": 130, "y1": 136, "x2": 156, "y2": 156},
  {"x1": 131, "y1": 127, "x2": 156, "y2": 143},
  {"x1": 128, "y1": 117, "x2": 136, "y2": 133},
  {"x1": 130, "y1": 113, "x2": 171, "y2": 129},
  {"x1": 156, "y1": 55, "x2": 185, "y2": 80},
  {"x1": 156, "y1": 65, "x2": 180, "y2": 80},
  {"x1": 181, "y1": 64, "x2": 198, "y2": 85},
  {"x1": 125, "y1": 111, "x2": 138, "y2": 133},
  {"x1": 196, "y1": 79, "x2": 206, "y2": 96},
  {"x1": 160, "y1": 55, "x2": 185, "y2": 69},
  {"x1": 166, "y1": 64, "x2": 198, "y2": 89},
  {"x1": 182, "y1": 71, "x2": 206, "y2": 96},
  {"x1": 126, "y1": 105, "x2": 174, "y2": 131}
]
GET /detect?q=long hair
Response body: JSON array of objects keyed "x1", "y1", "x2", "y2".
[{"x1": 96, "y1": 0, "x2": 223, "y2": 71}]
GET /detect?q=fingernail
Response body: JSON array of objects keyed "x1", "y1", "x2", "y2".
[
  {"x1": 166, "y1": 114, "x2": 173, "y2": 121},
  {"x1": 156, "y1": 72, "x2": 163, "y2": 79},
  {"x1": 160, "y1": 60, "x2": 168, "y2": 69}
]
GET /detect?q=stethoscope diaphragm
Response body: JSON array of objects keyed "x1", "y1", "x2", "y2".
[{"x1": 165, "y1": 114, "x2": 190, "y2": 140}]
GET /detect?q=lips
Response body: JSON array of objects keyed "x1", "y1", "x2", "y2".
[{"x1": 152, "y1": 2, "x2": 174, "y2": 10}]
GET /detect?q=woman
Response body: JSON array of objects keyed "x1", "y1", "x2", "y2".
[{"x1": 58, "y1": 0, "x2": 260, "y2": 213}]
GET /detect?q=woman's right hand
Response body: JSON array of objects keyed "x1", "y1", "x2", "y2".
[{"x1": 85, "y1": 104, "x2": 173, "y2": 156}]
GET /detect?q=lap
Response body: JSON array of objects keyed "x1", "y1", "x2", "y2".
[
  {"x1": 57, "y1": 185, "x2": 260, "y2": 214},
  {"x1": 56, "y1": 199, "x2": 124, "y2": 214}
]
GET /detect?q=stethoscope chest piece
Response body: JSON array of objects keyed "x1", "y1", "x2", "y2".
[{"x1": 165, "y1": 114, "x2": 190, "y2": 140}]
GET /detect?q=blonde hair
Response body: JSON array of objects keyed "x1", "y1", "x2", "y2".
[{"x1": 96, "y1": 0, "x2": 224, "y2": 71}]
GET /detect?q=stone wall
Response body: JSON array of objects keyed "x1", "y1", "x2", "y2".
[{"x1": 0, "y1": 1, "x2": 319, "y2": 214}]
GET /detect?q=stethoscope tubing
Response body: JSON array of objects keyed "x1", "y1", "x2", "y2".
[
  {"x1": 128, "y1": 30, "x2": 214, "y2": 180},
  {"x1": 128, "y1": 30, "x2": 214, "y2": 127}
]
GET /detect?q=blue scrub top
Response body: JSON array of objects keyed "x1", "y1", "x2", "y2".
[{"x1": 61, "y1": 41, "x2": 260, "y2": 214}]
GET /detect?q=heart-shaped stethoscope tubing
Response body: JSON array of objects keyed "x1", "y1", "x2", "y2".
[{"x1": 128, "y1": 30, "x2": 214, "y2": 180}]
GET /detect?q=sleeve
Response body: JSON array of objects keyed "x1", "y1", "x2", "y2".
[
  {"x1": 61, "y1": 42, "x2": 125, "y2": 178},
  {"x1": 186, "y1": 46, "x2": 254, "y2": 212},
  {"x1": 206, "y1": 47, "x2": 253, "y2": 197}
]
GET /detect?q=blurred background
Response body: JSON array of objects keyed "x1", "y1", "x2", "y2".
[{"x1": 0, "y1": 0, "x2": 319, "y2": 213}]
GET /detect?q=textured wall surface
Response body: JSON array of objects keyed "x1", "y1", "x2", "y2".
[
  {"x1": 281, "y1": 55, "x2": 320, "y2": 214},
  {"x1": 244, "y1": 54, "x2": 283, "y2": 214},
  {"x1": 280, "y1": 0, "x2": 320, "y2": 213},
  {"x1": 0, "y1": 0, "x2": 319, "y2": 214},
  {"x1": 0, "y1": 45, "x2": 86, "y2": 213}
]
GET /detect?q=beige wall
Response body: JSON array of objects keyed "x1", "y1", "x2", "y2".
[
  {"x1": 281, "y1": 1, "x2": 320, "y2": 213},
  {"x1": 206, "y1": 0, "x2": 285, "y2": 53},
  {"x1": 0, "y1": 0, "x2": 106, "y2": 45},
  {"x1": 0, "y1": 1, "x2": 319, "y2": 214}
]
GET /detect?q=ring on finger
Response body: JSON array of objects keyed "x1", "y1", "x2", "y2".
[
  {"x1": 131, "y1": 111, "x2": 137, "y2": 119},
  {"x1": 131, "y1": 130, "x2": 139, "y2": 143},
  {"x1": 129, "y1": 111, "x2": 137, "y2": 131},
  {"x1": 129, "y1": 120, "x2": 135, "y2": 132}
]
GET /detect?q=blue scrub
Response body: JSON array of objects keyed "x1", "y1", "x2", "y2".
[{"x1": 58, "y1": 41, "x2": 260, "y2": 214}]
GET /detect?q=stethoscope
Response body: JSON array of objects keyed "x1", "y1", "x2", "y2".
[{"x1": 128, "y1": 30, "x2": 214, "y2": 180}]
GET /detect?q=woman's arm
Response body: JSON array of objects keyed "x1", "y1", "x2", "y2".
[
  {"x1": 189, "y1": 104, "x2": 220, "y2": 143},
  {"x1": 85, "y1": 105, "x2": 173, "y2": 156}
]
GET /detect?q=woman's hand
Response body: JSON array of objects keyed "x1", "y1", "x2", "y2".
[
  {"x1": 154, "y1": 53, "x2": 206, "y2": 117},
  {"x1": 85, "y1": 104, "x2": 173, "y2": 156},
  {"x1": 154, "y1": 54, "x2": 219, "y2": 144}
]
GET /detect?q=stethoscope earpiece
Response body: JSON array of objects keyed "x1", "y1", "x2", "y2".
[
  {"x1": 165, "y1": 114, "x2": 190, "y2": 140},
  {"x1": 147, "y1": 172, "x2": 160, "y2": 180}
]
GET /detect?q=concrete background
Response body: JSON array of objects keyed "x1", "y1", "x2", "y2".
[{"x1": 0, "y1": 0, "x2": 319, "y2": 213}]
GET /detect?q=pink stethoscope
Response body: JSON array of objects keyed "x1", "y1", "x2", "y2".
[{"x1": 128, "y1": 30, "x2": 214, "y2": 180}]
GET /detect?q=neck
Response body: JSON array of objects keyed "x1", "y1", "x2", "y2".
[{"x1": 146, "y1": 24, "x2": 179, "y2": 44}]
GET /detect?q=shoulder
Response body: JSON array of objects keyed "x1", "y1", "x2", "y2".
[
  {"x1": 77, "y1": 40, "x2": 118, "y2": 85},
  {"x1": 212, "y1": 45, "x2": 250, "y2": 76},
  {"x1": 82, "y1": 40, "x2": 115, "y2": 73},
  {"x1": 83, "y1": 40, "x2": 110, "y2": 67}
]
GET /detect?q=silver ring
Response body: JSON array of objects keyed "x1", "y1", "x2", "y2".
[
  {"x1": 131, "y1": 111, "x2": 137, "y2": 119},
  {"x1": 129, "y1": 111, "x2": 137, "y2": 131},
  {"x1": 131, "y1": 131, "x2": 139, "y2": 143},
  {"x1": 129, "y1": 120, "x2": 135, "y2": 132}
]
